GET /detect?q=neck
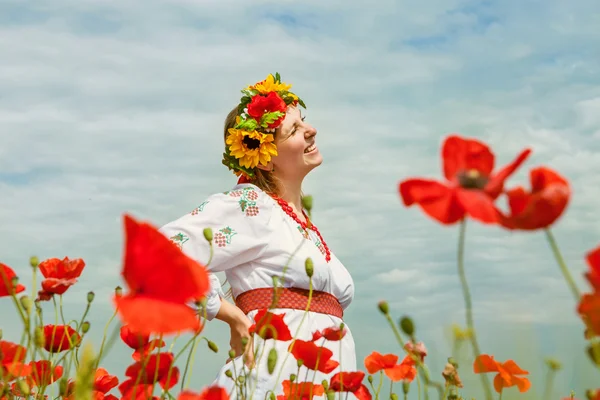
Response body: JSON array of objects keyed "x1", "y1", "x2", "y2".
[{"x1": 276, "y1": 176, "x2": 304, "y2": 212}]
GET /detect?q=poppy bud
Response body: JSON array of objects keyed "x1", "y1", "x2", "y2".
[
  {"x1": 402, "y1": 382, "x2": 410, "y2": 394},
  {"x1": 0, "y1": 329, "x2": 2, "y2": 339},
  {"x1": 368, "y1": 375, "x2": 373, "y2": 384},
  {"x1": 321, "y1": 380, "x2": 329, "y2": 390},
  {"x1": 203, "y1": 228, "x2": 213, "y2": 242},
  {"x1": 34, "y1": 326, "x2": 44, "y2": 348},
  {"x1": 544, "y1": 357, "x2": 562, "y2": 370},
  {"x1": 30, "y1": 256, "x2": 39, "y2": 268},
  {"x1": 267, "y1": 348, "x2": 277, "y2": 374},
  {"x1": 391, "y1": 394, "x2": 398, "y2": 400},
  {"x1": 586, "y1": 345, "x2": 600, "y2": 366},
  {"x1": 17, "y1": 380, "x2": 30, "y2": 396},
  {"x1": 114, "y1": 286, "x2": 122, "y2": 297},
  {"x1": 327, "y1": 392, "x2": 335, "y2": 400},
  {"x1": 11, "y1": 277, "x2": 19, "y2": 292},
  {"x1": 20, "y1": 296, "x2": 32, "y2": 313},
  {"x1": 225, "y1": 370, "x2": 233, "y2": 378},
  {"x1": 305, "y1": 258, "x2": 314, "y2": 278},
  {"x1": 586, "y1": 389, "x2": 598, "y2": 400},
  {"x1": 229, "y1": 349, "x2": 236, "y2": 359},
  {"x1": 378, "y1": 301, "x2": 389, "y2": 315},
  {"x1": 290, "y1": 374, "x2": 297, "y2": 382},
  {"x1": 59, "y1": 378, "x2": 69, "y2": 396},
  {"x1": 81, "y1": 321, "x2": 91, "y2": 334},
  {"x1": 399, "y1": 316, "x2": 414, "y2": 336},
  {"x1": 207, "y1": 340, "x2": 218, "y2": 353},
  {"x1": 296, "y1": 359, "x2": 303, "y2": 368},
  {"x1": 269, "y1": 393, "x2": 276, "y2": 400},
  {"x1": 241, "y1": 337, "x2": 248, "y2": 349},
  {"x1": 87, "y1": 291, "x2": 95, "y2": 303},
  {"x1": 237, "y1": 376, "x2": 245, "y2": 384},
  {"x1": 301, "y1": 195, "x2": 313, "y2": 214}
]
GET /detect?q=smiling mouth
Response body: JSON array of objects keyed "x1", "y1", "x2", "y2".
[{"x1": 304, "y1": 143, "x2": 317, "y2": 154}]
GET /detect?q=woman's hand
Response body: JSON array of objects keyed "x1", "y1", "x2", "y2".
[
  {"x1": 228, "y1": 316, "x2": 255, "y2": 368},
  {"x1": 215, "y1": 299, "x2": 255, "y2": 368}
]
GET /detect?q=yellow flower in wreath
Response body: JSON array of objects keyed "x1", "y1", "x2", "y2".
[
  {"x1": 226, "y1": 128, "x2": 278, "y2": 169},
  {"x1": 245, "y1": 74, "x2": 292, "y2": 94}
]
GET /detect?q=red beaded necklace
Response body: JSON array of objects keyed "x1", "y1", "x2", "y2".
[{"x1": 268, "y1": 193, "x2": 331, "y2": 262}]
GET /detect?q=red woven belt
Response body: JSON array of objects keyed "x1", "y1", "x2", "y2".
[{"x1": 234, "y1": 287, "x2": 344, "y2": 319}]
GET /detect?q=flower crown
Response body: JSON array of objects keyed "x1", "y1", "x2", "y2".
[{"x1": 222, "y1": 73, "x2": 306, "y2": 180}]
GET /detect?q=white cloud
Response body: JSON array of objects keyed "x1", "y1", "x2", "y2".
[{"x1": 1, "y1": 0, "x2": 599, "y2": 396}]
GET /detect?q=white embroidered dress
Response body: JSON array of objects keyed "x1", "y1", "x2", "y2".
[{"x1": 159, "y1": 183, "x2": 356, "y2": 399}]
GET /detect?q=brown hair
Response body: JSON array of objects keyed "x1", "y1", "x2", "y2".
[{"x1": 223, "y1": 107, "x2": 282, "y2": 196}]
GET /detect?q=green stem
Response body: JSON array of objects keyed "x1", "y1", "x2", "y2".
[
  {"x1": 544, "y1": 229, "x2": 580, "y2": 300},
  {"x1": 94, "y1": 309, "x2": 118, "y2": 369},
  {"x1": 542, "y1": 369, "x2": 555, "y2": 400},
  {"x1": 382, "y1": 311, "x2": 443, "y2": 400},
  {"x1": 180, "y1": 336, "x2": 200, "y2": 390},
  {"x1": 457, "y1": 219, "x2": 492, "y2": 400}
]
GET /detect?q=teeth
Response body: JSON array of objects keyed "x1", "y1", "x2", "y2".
[{"x1": 304, "y1": 144, "x2": 316, "y2": 153}]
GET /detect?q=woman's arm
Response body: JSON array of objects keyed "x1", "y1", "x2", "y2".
[{"x1": 214, "y1": 298, "x2": 255, "y2": 367}]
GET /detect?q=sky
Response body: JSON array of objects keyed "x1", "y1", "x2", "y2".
[{"x1": 1, "y1": 0, "x2": 599, "y2": 398}]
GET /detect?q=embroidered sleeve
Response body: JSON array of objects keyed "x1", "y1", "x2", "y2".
[{"x1": 158, "y1": 185, "x2": 274, "y2": 320}]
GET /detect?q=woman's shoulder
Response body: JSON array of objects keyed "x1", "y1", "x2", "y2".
[{"x1": 200, "y1": 183, "x2": 275, "y2": 217}]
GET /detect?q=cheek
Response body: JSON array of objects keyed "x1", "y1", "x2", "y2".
[{"x1": 277, "y1": 137, "x2": 306, "y2": 159}]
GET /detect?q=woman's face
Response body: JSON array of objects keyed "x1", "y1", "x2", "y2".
[{"x1": 271, "y1": 106, "x2": 322, "y2": 180}]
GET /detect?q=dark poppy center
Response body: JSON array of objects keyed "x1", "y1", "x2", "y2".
[
  {"x1": 242, "y1": 136, "x2": 261, "y2": 150},
  {"x1": 457, "y1": 169, "x2": 489, "y2": 189}
]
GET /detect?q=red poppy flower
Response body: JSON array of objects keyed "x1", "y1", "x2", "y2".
[
  {"x1": 247, "y1": 92, "x2": 287, "y2": 129},
  {"x1": 585, "y1": 246, "x2": 600, "y2": 292},
  {"x1": 114, "y1": 214, "x2": 211, "y2": 335},
  {"x1": 249, "y1": 309, "x2": 292, "y2": 341},
  {"x1": 399, "y1": 135, "x2": 531, "y2": 225},
  {"x1": 178, "y1": 386, "x2": 230, "y2": 400},
  {"x1": 498, "y1": 167, "x2": 570, "y2": 230},
  {"x1": 36, "y1": 290, "x2": 54, "y2": 301},
  {"x1": 288, "y1": 340, "x2": 339, "y2": 373},
  {"x1": 117, "y1": 381, "x2": 154, "y2": 400},
  {"x1": 0, "y1": 263, "x2": 25, "y2": 297},
  {"x1": 120, "y1": 325, "x2": 150, "y2": 349},
  {"x1": 311, "y1": 325, "x2": 347, "y2": 342},
  {"x1": 364, "y1": 351, "x2": 416, "y2": 382},
  {"x1": 123, "y1": 352, "x2": 179, "y2": 390},
  {"x1": 276, "y1": 380, "x2": 324, "y2": 400},
  {"x1": 578, "y1": 293, "x2": 600, "y2": 337},
  {"x1": 0, "y1": 340, "x2": 31, "y2": 380},
  {"x1": 43, "y1": 325, "x2": 81, "y2": 353},
  {"x1": 94, "y1": 368, "x2": 119, "y2": 394},
  {"x1": 473, "y1": 354, "x2": 531, "y2": 393},
  {"x1": 404, "y1": 341, "x2": 427, "y2": 363},
  {"x1": 329, "y1": 371, "x2": 371, "y2": 400},
  {"x1": 38, "y1": 257, "x2": 85, "y2": 295},
  {"x1": 28, "y1": 360, "x2": 63, "y2": 387}
]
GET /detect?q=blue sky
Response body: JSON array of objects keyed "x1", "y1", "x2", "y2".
[{"x1": 1, "y1": 0, "x2": 599, "y2": 398}]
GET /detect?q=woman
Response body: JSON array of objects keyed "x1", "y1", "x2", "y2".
[{"x1": 159, "y1": 73, "x2": 357, "y2": 399}]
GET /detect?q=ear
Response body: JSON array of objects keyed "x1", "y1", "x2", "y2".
[{"x1": 256, "y1": 161, "x2": 274, "y2": 172}]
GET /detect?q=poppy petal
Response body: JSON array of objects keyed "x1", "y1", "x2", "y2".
[
  {"x1": 512, "y1": 375, "x2": 531, "y2": 392},
  {"x1": 473, "y1": 355, "x2": 500, "y2": 373},
  {"x1": 500, "y1": 360, "x2": 528, "y2": 376},
  {"x1": 456, "y1": 189, "x2": 499, "y2": 224},
  {"x1": 122, "y1": 214, "x2": 210, "y2": 304},
  {"x1": 114, "y1": 294, "x2": 202, "y2": 335},
  {"x1": 399, "y1": 179, "x2": 464, "y2": 224},
  {"x1": 442, "y1": 135, "x2": 495, "y2": 182},
  {"x1": 485, "y1": 148, "x2": 531, "y2": 198}
]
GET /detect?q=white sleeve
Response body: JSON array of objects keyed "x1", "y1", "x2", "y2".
[{"x1": 159, "y1": 185, "x2": 274, "y2": 320}]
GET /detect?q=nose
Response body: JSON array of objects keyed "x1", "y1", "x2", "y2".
[{"x1": 304, "y1": 123, "x2": 317, "y2": 138}]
